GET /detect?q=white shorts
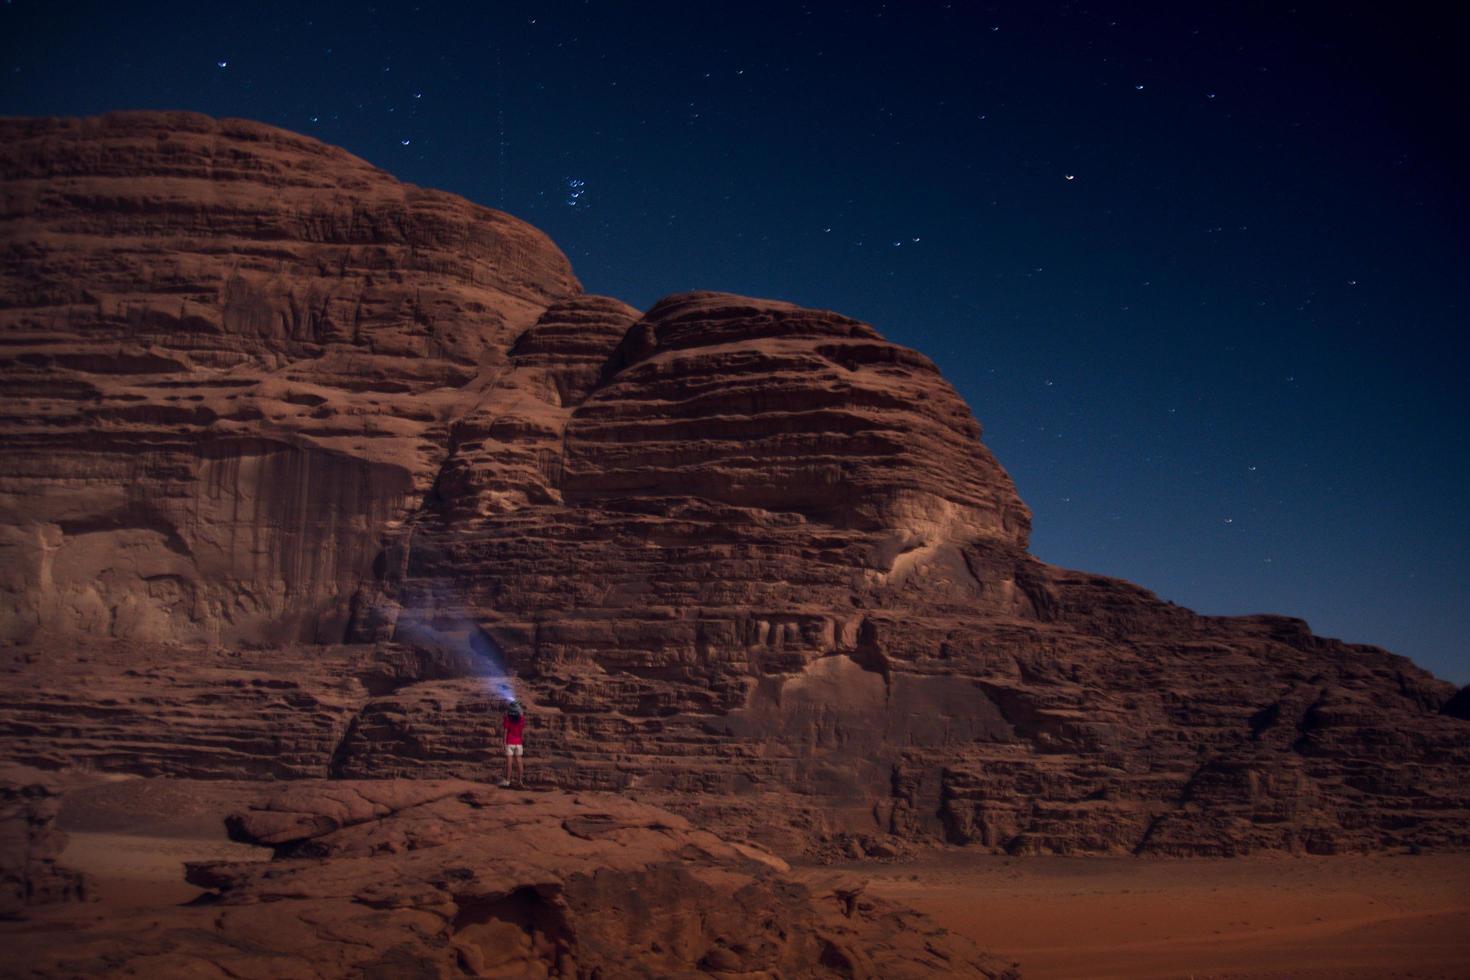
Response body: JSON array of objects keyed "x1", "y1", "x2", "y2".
[{"x1": 504, "y1": 744, "x2": 523, "y2": 757}]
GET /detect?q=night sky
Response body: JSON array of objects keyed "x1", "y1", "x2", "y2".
[{"x1": 3, "y1": 2, "x2": 1465, "y2": 683}]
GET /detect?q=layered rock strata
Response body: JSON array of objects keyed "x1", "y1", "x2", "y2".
[
  {"x1": 1, "y1": 112, "x2": 1466, "y2": 860},
  {"x1": 0, "y1": 111, "x2": 577, "y2": 646}
]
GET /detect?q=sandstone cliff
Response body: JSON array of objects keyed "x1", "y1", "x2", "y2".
[
  {"x1": 2, "y1": 112, "x2": 1466, "y2": 862},
  {"x1": 0, "y1": 111, "x2": 577, "y2": 646}
]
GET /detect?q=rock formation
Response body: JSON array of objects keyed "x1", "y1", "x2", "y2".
[
  {"x1": 0, "y1": 766, "x2": 90, "y2": 918},
  {"x1": 1, "y1": 111, "x2": 1467, "y2": 871},
  {"x1": 0, "y1": 111, "x2": 576, "y2": 647},
  {"x1": 7, "y1": 778, "x2": 1014, "y2": 978}
]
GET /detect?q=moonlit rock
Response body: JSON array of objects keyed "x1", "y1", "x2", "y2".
[{"x1": 1, "y1": 112, "x2": 1466, "y2": 874}]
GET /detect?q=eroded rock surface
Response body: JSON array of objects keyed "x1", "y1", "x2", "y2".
[
  {"x1": 0, "y1": 766, "x2": 90, "y2": 918},
  {"x1": 1, "y1": 112, "x2": 1467, "y2": 865},
  {"x1": 6, "y1": 780, "x2": 1014, "y2": 979},
  {"x1": 0, "y1": 111, "x2": 578, "y2": 646}
]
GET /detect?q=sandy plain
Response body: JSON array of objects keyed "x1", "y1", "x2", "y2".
[
  {"x1": 802, "y1": 851, "x2": 1470, "y2": 979},
  {"x1": 11, "y1": 777, "x2": 1469, "y2": 979}
]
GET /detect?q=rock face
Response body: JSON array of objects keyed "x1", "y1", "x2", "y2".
[
  {"x1": 1, "y1": 112, "x2": 1468, "y2": 862},
  {"x1": 0, "y1": 111, "x2": 577, "y2": 647}
]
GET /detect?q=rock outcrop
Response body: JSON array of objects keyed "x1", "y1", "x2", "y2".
[
  {"x1": 1, "y1": 112, "x2": 1467, "y2": 865},
  {"x1": 5, "y1": 780, "x2": 1016, "y2": 979},
  {"x1": 0, "y1": 766, "x2": 89, "y2": 918}
]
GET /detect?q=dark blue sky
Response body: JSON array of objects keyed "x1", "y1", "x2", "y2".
[{"x1": 4, "y1": 1, "x2": 1466, "y2": 683}]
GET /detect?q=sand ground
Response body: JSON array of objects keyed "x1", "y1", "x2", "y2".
[
  {"x1": 17, "y1": 778, "x2": 1470, "y2": 978},
  {"x1": 801, "y1": 851, "x2": 1470, "y2": 979},
  {"x1": 55, "y1": 836, "x2": 1470, "y2": 979},
  {"x1": 53, "y1": 776, "x2": 273, "y2": 907}
]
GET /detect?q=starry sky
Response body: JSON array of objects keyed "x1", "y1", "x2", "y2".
[{"x1": 3, "y1": 1, "x2": 1466, "y2": 684}]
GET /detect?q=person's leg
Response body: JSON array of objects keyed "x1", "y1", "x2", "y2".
[
  {"x1": 516, "y1": 748, "x2": 525, "y2": 784},
  {"x1": 503, "y1": 746, "x2": 512, "y2": 784}
]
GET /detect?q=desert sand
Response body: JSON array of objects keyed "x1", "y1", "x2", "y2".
[
  {"x1": 24, "y1": 777, "x2": 1469, "y2": 979},
  {"x1": 49, "y1": 776, "x2": 273, "y2": 908},
  {"x1": 32, "y1": 803, "x2": 1470, "y2": 978},
  {"x1": 801, "y1": 851, "x2": 1470, "y2": 979}
]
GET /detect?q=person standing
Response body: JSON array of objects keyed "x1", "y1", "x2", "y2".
[{"x1": 499, "y1": 700, "x2": 526, "y2": 787}]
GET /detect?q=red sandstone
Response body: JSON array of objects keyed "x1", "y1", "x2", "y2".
[{"x1": 0, "y1": 112, "x2": 1466, "y2": 974}]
